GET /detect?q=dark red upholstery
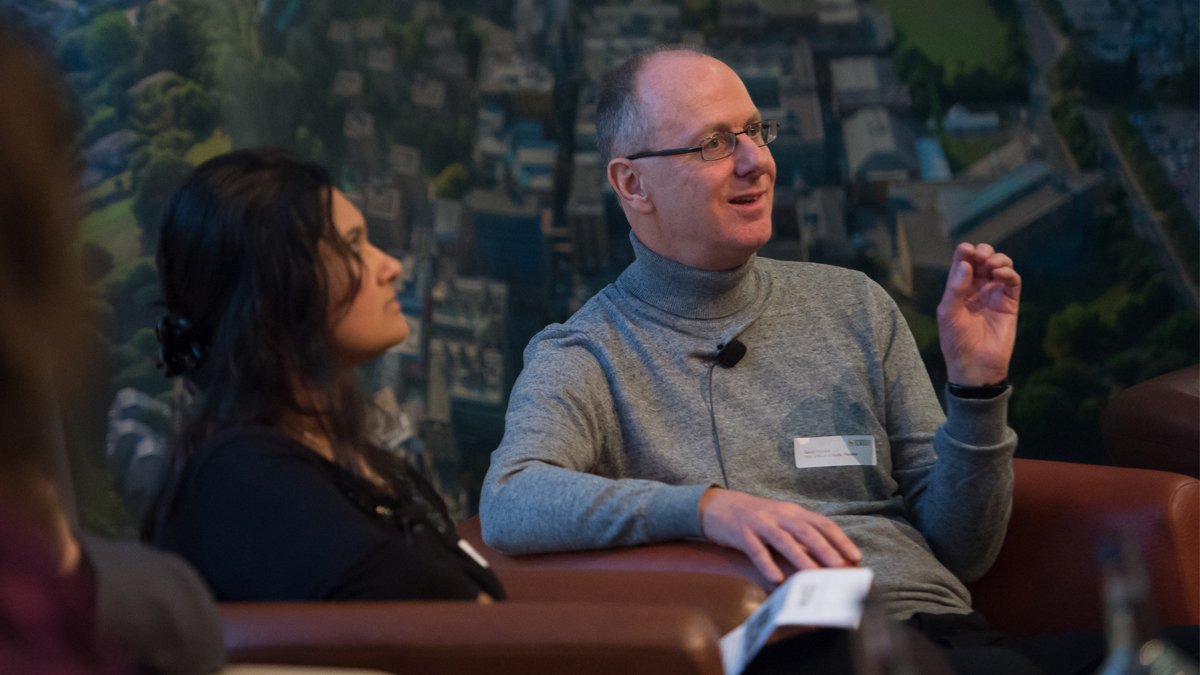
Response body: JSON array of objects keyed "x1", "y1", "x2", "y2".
[
  {"x1": 971, "y1": 459, "x2": 1198, "y2": 635},
  {"x1": 498, "y1": 568, "x2": 763, "y2": 633},
  {"x1": 460, "y1": 458, "x2": 1200, "y2": 637},
  {"x1": 1102, "y1": 365, "x2": 1199, "y2": 477},
  {"x1": 221, "y1": 601, "x2": 723, "y2": 675},
  {"x1": 219, "y1": 568, "x2": 762, "y2": 672}
]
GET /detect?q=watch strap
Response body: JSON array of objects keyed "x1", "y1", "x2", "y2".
[{"x1": 947, "y1": 379, "x2": 1009, "y2": 399}]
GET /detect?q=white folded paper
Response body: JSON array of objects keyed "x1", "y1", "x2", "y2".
[{"x1": 719, "y1": 567, "x2": 875, "y2": 675}]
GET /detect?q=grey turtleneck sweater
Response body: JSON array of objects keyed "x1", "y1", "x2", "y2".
[{"x1": 481, "y1": 235, "x2": 1016, "y2": 619}]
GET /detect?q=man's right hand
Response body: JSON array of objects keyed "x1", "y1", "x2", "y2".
[{"x1": 698, "y1": 487, "x2": 862, "y2": 584}]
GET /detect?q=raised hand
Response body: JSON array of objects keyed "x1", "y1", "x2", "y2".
[{"x1": 936, "y1": 243, "x2": 1022, "y2": 387}]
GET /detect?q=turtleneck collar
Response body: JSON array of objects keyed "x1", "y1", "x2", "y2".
[{"x1": 616, "y1": 232, "x2": 760, "y2": 320}]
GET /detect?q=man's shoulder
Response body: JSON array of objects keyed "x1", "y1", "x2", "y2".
[
  {"x1": 529, "y1": 283, "x2": 624, "y2": 346},
  {"x1": 757, "y1": 257, "x2": 879, "y2": 298}
]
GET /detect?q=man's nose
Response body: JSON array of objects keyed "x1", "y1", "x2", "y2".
[{"x1": 733, "y1": 134, "x2": 772, "y2": 177}]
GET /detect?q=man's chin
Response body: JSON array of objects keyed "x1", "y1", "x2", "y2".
[
  {"x1": 735, "y1": 221, "x2": 773, "y2": 250},
  {"x1": 713, "y1": 237, "x2": 769, "y2": 269}
]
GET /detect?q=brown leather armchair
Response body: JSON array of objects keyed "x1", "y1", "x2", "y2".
[
  {"x1": 460, "y1": 458, "x2": 1200, "y2": 638},
  {"x1": 1102, "y1": 365, "x2": 1199, "y2": 477},
  {"x1": 969, "y1": 459, "x2": 1197, "y2": 635},
  {"x1": 220, "y1": 568, "x2": 764, "y2": 674},
  {"x1": 222, "y1": 601, "x2": 720, "y2": 675}
]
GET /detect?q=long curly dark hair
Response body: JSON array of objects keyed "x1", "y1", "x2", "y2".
[{"x1": 146, "y1": 148, "x2": 372, "y2": 536}]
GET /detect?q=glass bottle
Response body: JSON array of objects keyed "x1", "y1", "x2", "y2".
[{"x1": 1095, "y1": 537, "x2": 1197, "y2": 675}]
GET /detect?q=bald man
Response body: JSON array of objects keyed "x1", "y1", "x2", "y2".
[{"x1": 482, "y1": 47, "x2": 1053, "y2": 673}]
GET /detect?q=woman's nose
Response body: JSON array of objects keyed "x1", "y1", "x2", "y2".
[{"x1": 379, "y1": 249, "x2": 402, "y2": 284}]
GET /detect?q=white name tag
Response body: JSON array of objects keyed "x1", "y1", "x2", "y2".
[
  {"x1": 458, "y1": 539, "x2": 491, "y2": 568},
  {"x1": 793, "y1": 435, "x2": 876, "y2": 468}
]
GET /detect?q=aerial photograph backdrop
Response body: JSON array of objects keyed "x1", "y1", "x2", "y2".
[{"x1": 7, "y1": 0, "x2": 1197, "y2": 535}]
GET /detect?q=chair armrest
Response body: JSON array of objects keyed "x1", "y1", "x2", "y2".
[
  {"x1": 460, "y1": 517, "x2": 774, "y2": 588},
  {"x1": 498, "y1": 568, "x2": 764, "y2": 633},
  {"x1": 221, "y1": 601, "x2": 723, "y2": 675},
  {"x1": 967, "y1": 459, "x2": 1199, "y2": 636}
]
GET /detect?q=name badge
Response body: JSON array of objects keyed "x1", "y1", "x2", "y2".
[
  {"x1": 458, "y1": 539, "x2": 491, "y2": 568},
  {"x1": 793, "y1": 435, "x2": 876, "y2": 468}
]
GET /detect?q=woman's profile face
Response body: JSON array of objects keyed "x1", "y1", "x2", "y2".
[{"x1": 325, "y1": 189, "x2": 409, "y2": 366}]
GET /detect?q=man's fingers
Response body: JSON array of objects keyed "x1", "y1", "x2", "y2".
[
  {"x1": 990, "y1": 265, "x2": 1021, "y2": 286},
  {"x1": 976, "y1": 252, "x2": 1014, "y2": 281},
  {"x1": 944, "y1": 244, "x2": 1020, "y2": 311},
  {"x1": 777, "y1": 516, "x2": 860, "y2": 566},
  {"x1": 763, "y1": 524, "x2": 826, "y2": 570},
  {"x1": 741, "y1": 534, "x2": 786, "y2": 584},
  {"x1": 985, "y1": 251, "x2": 1013, "y2": 270},
  {"x1": 699, "y1": 489, "x2": 864, "y2": 581},
  {"x1": 942, "y1": 260, "x2": 973, "y2": 302},
  {"x1": 813, "y1": 518, "x2": 863, "y2": 563},
  {"x1": 952, "y1": 242, "x2": 975, "y2": 264}
]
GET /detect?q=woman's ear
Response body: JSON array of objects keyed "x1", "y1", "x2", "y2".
[{"x1": 607, "y1": 158, "x2": 655, "y2": 214}]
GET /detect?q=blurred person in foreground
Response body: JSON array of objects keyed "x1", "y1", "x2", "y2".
[{"x1": 0, "y1": 19, "x2": 223, "y2": 674}]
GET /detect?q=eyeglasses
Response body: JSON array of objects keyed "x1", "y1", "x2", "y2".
[{"x1": 626, "y1": 120, "x2": 779, "y2": 162}]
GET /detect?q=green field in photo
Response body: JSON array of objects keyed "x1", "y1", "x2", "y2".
[{"x1": 877, "y1": 0, "x2": 1010, "y2": 76}]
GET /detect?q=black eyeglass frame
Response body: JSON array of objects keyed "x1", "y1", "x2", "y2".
[{"x1": 625, "y1": 119, "x2": 780, "y2": 161}]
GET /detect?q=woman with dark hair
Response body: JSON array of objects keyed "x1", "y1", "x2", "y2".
[{"x1": 149, "y1": 147, "x2": 504, "y2": 603}]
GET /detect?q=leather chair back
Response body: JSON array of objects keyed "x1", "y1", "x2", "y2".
[{"x1": 1102, "y1": 365, "x2": 1199, "y2": 477}]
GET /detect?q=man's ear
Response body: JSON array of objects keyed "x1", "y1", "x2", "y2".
[{"x1": 607, "y1": 158, "x2": 655, "y2": 214}]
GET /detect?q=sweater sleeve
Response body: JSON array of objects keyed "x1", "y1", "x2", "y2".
[
  {"x1": 157, "y1": 430, "x2": 487, "y2": 602},
  {"x1": 79, "y1": 533, "x2": 224, "y2": 675},
  {"x1": 870, "y1": 282, "x2": 1016, "y2": 583},
  {"x1": 480, "y1": 330, "x2": 710, "y2": 554}
]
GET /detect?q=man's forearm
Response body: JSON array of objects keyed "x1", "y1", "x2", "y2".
[
  {"x1": 479, "y1": 462, "x2": 709, "y2": 554},
  {"x1": 905, "y1": 390, "x2": 1016, "y2": 582}
]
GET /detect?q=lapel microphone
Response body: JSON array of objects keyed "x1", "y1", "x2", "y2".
[{"x1": 715, "y1": 339, "x2": 747, "y2": 368}]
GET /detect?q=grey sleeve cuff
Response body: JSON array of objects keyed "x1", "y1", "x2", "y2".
[
  {"x1": 942, "y1": 385, "x2": 1014, "y2": 449},
  {"x1": 645, "y1": 482, "x2": 713, "y2": 541}
]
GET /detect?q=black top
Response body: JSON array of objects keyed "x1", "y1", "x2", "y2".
[{"x1": 155, "y1": 426, "x2": 504, "y2": 602}]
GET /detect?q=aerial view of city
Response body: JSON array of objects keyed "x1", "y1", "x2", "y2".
[{"x1": 8, "y1": 0, "x2": 1197, "y2": 533}]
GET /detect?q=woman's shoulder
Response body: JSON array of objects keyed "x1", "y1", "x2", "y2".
[
  {"x1": 186, "y1": 425, "x2": 325, "y2": 483},
  {"x1": 165, "y1": 426, "x2": 352, "y2": 540}
]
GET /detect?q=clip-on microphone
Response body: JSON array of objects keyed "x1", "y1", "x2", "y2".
[{"x1": 715, "y1": 339, "x2": 747, "y2": 368}]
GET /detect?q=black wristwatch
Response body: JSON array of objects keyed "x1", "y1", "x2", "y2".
[{"x1": 947, "y1": 379, "x2": 1009, "y2": 399}]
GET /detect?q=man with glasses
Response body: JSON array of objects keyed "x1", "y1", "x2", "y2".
[{"x1": 482, "y1": 46, "x2": 1038, "y2": 673}]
